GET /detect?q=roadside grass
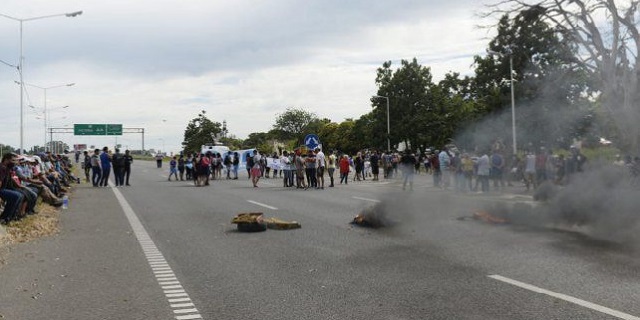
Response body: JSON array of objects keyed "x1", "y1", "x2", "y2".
[{"x1": 4, "y1": 202, "x2": 60, "y2": 243}]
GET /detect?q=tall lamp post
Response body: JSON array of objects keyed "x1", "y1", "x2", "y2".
[
  {"x1": 32, "y1": 105, "x2": 69, "y2": 152},
  {"x1": 488, "y1": 50, "x2": 517, "y2": 155},
  {"x1": 20, "y1": 82, "x2": 74, "y2": 151},
  {"x1": 372, "y1": 95, "x2": 390, "y2": 152},
  {"x1": 0, "y1": 10, "x2": 82, "y2": 154}
]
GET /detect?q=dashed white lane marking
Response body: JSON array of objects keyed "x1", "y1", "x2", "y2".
[
  {"x1": 352, "y1": 196, "x2": 381, "y2": 203},
  {"x1": 488, "y1": 275, "x2": 640, "y2": 320},
  {"x1": 111, "y1": 183, "x2": 203, "y2": 320},
  {"x1": 247, "y1": 200, "x2": 278, "y2": 210}
]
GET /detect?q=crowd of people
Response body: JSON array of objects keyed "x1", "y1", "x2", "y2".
[
  {"x1": 0, "y1": 152, "x2": 80, "y2": 225},
  {"x1": 167, "y1": 140, "x2": 598, "y2": 195},
  {"x1": 82, "y1": 147, "x2": 134, "y2": 187}
]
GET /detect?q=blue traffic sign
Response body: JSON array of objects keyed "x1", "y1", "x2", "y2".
[{"x1": 304, "y1": 134, "x2": 320, "y2": 149}]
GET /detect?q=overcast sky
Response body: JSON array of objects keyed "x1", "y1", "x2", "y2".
[{"x1": 0, "y1": 0, "x2": 494, "y2": 153}]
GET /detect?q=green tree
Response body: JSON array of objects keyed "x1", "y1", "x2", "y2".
[
  {"x1": 374, "y1": 58, "x2": 436, "y2": 151},
  {"x1": 273, "y1": 107, "x2": 319, "y2": 144},
  {"x1": 472, "y1": 7, "x2": 588, "y2": 150},
  {"x1": 487, "y1": 0, "x2": 640, "y2": 152},
  {"x1": 181, "y1": 110, "x2": 222, "y2": 154},
  {"x1": 242, "y1": 132, "x2": 270, "y2": 150}
]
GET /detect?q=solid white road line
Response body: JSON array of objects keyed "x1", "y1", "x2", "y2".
[
  {"x1": 488, "y1": 275, "x2": 640, "y2": 320},
  {"x1": 246, "y1": 200, "x2": 278, "y2": 210},
  {"x1": 352, "y1": 196, "x2": 381, "y2": 203},
  {"x1": 111, "y1": 184, "x2": 203, "y2": 320}
]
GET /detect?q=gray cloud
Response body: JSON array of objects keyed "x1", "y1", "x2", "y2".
[{"x1": 0, "y1": 0, "x2": 490, "y2": 151}]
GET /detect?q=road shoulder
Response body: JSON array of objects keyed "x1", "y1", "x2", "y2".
[{"x1": 0, "y1": 184, "x2": 171, "y2": 320}]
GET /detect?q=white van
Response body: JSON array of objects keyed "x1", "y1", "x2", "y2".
[{"x1": 201, "y1": 144, "x2": 229, "y2": 156}]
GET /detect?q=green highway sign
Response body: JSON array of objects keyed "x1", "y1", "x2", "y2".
[
  {"x1": 106, "y1": 124, "x2": 123, "y2": 135},
  {"x1": 74, "y1": 124, "x2": 123, "y2": 136}
]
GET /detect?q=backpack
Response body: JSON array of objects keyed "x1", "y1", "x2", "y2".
[{"x1": 224, "y1": 155, "x2": 231, "y2": 166}]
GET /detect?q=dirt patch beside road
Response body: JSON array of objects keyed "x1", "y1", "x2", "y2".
[{"x1": 0, "y1": 204, "x2": 61, "y2": 267}]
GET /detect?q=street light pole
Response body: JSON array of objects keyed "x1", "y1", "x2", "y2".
[
  {"x1": 487, "y1": 50, "x2": 517, "y2": 155},
  {"x1": 372, "y1": 95, "x2": 390, "y2": 151},
  {"x1": 509, "y1": 55, "x2": 516, "y2": 155},
  {"x1": 0, "y1": 10, "x2": 82, "y2": 154},
  {"x1": 21, "y1": 82, "x2": 74, "y2": 151}
]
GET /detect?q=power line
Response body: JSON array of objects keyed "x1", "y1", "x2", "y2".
[{"x1": 0, "y1": 58, "x2": 17, "y2": 69}]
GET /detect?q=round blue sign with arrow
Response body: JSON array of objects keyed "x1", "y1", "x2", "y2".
[{"x1": 304, "y1": 134, "x2": 320, "y2": 149}]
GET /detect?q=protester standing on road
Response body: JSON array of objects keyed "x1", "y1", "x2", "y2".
[
  {"x1": 281, "y1": 151, "x2": 292, "y2": 187},
  {"x1": 112, "y1": 148, "x2": 125, "y2": 187},
  {"x1": 524, "y1": 150, "x2": 537, "y2": 191},
  {"x1": 327, "y1": 150, "x2": 337, "y2": 187},
  {"x1": 155, "y1": 152, "x2": 163, "y2": 168},
  {"x1": 200, "y1": 153, "x2": 211, "y2": 186},
  {"x1": 251, "y1": 150, "x2": 262, "y2": 187},
  {"x1": 168, "y1": 156, "x2": 179, "y2": 181},
  {"x1": 339, "y1": 154, "x2": 350, "y2": 185},
  {"x1": 192, "y1": 154, "x2": 201, "y2": 186},
  {"x1": 370, "y1": 150, "x2": 379, "y2": 181},
  {"x1": 91, "y1": 149, "x2": 102, "y2": 187},
  {"x1": 305, "y1": 150, "x2": 318, "y2": 188},
  {"x1": 476, "y1": 150, "x2": 491, "y2": 193},
  {"x1": 490, "y1": 149, "x2": 505, "y2": 190},
  {"x1": 99, "y1": 147, "x2": 111, "y2": 187},
  {"x1": 82, "y1": 151, "x2": 91, "y2": 183},
  {"x1": 294, "y1": 150, "x2": 307, "y2": 189},
  {"x1": 245, "y1": 151, "x2": 253, "y2": 179},
  {"x1": 315, "y1": 148, "x2": 325, "y2": 189},
  {"x1": 439, "y1": 147, "x2": 451, "y2": 189},
  {"x1": 124, "y1": 150, "x2": 133, "y2": 186},
  {"x1": 232, "y1": 152, "x2": 239, "y2": 180},
  {"x1": 431, "y1": 151, "x2": 441, "y2": 187},
  {"x1": 223, "y1": 153, "x2": 232, "y2": 179},
  {"x1": 185, "y1": 154, "x2": 194, "y2": 180},
  {"x1": 461, "y1": 153, "x2": 474, "y2": 192},
  {"x1": 178, "y1": 155, "x2": 185, "y2": 181},
  {"x1": 400, "y1": 150, "x2": 416, "y2": 191}
]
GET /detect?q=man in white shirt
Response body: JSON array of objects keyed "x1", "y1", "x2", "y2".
[
  {"x1": 315, "y1": 148, "x2": 326, "y2": 189},
  {"x1": 524, "y1": 150, "x2": 537, "y2": 191},
  {"x1": 280, "y1": 151, "x2": 292, "y2": 187}
]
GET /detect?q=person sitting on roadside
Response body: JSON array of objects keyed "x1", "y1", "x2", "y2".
[
  {"x1": 15, "y1": 157, "x2": 62, "y2": 207},
  {"x1": 0, "y1": 153, "x2": 25, "y2": 224}
]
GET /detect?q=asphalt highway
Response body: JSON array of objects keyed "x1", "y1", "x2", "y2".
[{"x1": 1, "y1": 160, "x2": 639, "y2": 319}]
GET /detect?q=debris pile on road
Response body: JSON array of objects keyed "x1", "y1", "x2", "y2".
[
  {"x1": 350, "y1": 204, "x2": 390, "y2": 228},
  {"x1": 232, "y1": 212, "x2": 267, "y2": 232},
  {"x1": 264, "y1": 217, "x2": 301, "y2": 230},
  {"x1": 231, "y1": 212, "x2": 301, "y2": 232},
  {"x1": 472, "y1": 211, "x2": 508, "y2": 224}
]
